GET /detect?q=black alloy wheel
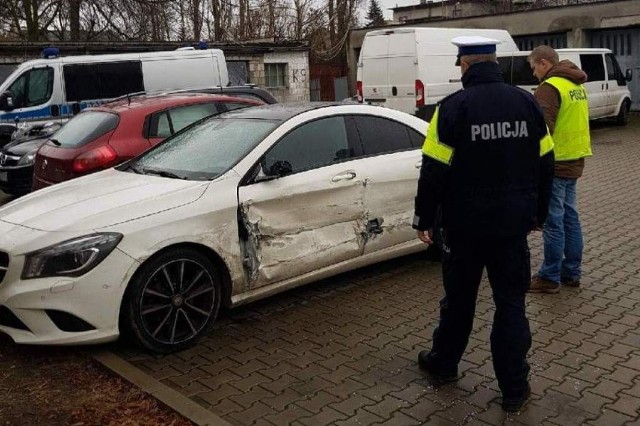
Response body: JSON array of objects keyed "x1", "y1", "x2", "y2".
[{"x1": 122, "y1": 247, "x2": 221, "y2": 353}]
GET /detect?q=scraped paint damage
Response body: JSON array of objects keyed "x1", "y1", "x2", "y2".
[{"x1": 239, "y1": 184, "x2": 370, "y2": 285}]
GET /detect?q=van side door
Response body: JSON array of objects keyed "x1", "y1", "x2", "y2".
[
  {"x1": 579, "y1": 53, "x2": 607, "y2": 119},
  {"x1": 604, "y1": 53, "x2": 628, "y2": 116},
  {"x1": 2, "y1": 66, "x2": 56, "y2": 124}
]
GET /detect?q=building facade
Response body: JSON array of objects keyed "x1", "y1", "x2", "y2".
[{"x1": 348, "y1": 0, "x2": 640, "y2": 109}]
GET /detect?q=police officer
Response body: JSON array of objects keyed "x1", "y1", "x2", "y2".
[{"x1": 413, "y1": 36, "x2": 555, "y2": 412}]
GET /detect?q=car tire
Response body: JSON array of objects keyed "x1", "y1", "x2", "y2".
[
  {"x1": 616, "y1": 99, "x2": 630, "y2": 126},
  {"x1": 121, "y1": 247, "x2": 222, "y2": 353}
]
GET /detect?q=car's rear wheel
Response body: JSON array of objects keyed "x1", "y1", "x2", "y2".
[
  {"x1": 121, "y1": 247, "x2": 221, "y2": 353},
  {"x1": 616, "y1": 99, "x2": 630, "y2": 125}
]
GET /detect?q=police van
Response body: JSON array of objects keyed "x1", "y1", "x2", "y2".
[
  {"x1": 356, "y1": 27, "x2": 519, "y2": 121},
  {"x1": 497, "y1": 48, "x2": 633, "y2": 124},
  {"x1": 0, "y1": 47, "x2": 229, "y2": 129}
]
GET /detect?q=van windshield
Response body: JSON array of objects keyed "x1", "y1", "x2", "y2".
[{"x1": 52, "y1": 111, "x2": 119, "y2": 147}]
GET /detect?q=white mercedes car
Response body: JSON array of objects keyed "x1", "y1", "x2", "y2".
[{"x1": 0, "y1": 103, "x2": 429, "y2": 353}]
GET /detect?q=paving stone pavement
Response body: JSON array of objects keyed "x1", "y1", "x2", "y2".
[{"x1": 118, "y1": 114, "x2": 640, "y2": 425}]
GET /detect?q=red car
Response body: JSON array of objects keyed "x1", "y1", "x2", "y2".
[{"x1": 33, "y1": 93, "x2": 259, "y2": 190}]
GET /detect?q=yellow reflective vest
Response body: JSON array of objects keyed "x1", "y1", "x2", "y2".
[{"x1": 543, "y1": 76, "x2": 592, "y2": 161}]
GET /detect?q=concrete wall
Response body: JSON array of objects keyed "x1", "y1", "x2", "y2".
[{"x1": 347, "y1": 0, "x2": 640, "y2": 93}]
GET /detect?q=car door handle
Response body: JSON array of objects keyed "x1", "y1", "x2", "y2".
[
  {"x1": 332, "y1": 172, "x2": 356, "y2": 182},
  {"x1": 415, "y1": 160, "x2": 422, "y2": 168}
]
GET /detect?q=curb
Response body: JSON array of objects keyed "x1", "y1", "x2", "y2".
[{"x1": 93, "y1": 351, "x2": 233, "y2": 426}]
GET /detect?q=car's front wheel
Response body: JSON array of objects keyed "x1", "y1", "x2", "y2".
[{"x1": 121, "y1": 247, "x2": 222, "y2": 353}]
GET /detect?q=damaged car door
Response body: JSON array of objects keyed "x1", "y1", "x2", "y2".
[
  {"x1": 350, "y1": 114, "x2": 427, "y2": 254},
  {"x1": 237, "y1": 115, "x2": 367, "y2": 288}
]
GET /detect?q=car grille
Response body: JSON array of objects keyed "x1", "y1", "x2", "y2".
[
  {"x1": 0, "y1": 153, "x2": 20, "y2": 167},
  {"x1": 0, "y1": 251, "x2": 8, "y2": 284}
]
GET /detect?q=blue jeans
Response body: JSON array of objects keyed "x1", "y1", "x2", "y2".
[{"x1": 538, "y1": 177, "x2": 583, "y2": 283}]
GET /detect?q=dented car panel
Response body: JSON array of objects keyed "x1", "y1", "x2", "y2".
[
  {"x1": 238, "y1": 163, "x2": 368, "y2": 287},
  {"x1": 359, "y1": 149, "x2": 424, "y2": 254}
]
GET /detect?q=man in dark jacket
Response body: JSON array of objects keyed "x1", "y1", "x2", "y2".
[
  {"x1": 527, "y1": 45, "x2": 592, "y2": 294},
  {"x1": 413, "y1": 36, "x2": 555, "y2": 412}
]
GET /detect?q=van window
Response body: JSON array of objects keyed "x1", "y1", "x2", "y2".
[
  {"x1": 53, "y1": 111, "x2": 119, "y2": 147},
  {"x1": 64, "y1": 61, "x2": 144, "y2": 102},
  {"x1": 511, "y1": 57, "x2": 538, "y2": 86},
  {"x1": 7, "y1": 67, "x2": 54, "y2": 108},
  {"x1": 497, "y1": 57, "x2": 538, "y2": 86},
  {"x1": 579, "y1": 54, "x2": 605, "y2": 82},
  {"x1": 605, "y1": 53, "x2": 626, "y2": 86}
]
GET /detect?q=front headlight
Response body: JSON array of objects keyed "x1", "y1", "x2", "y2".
[
  {"x1": 17, "y1": 151, "x2": 37, "y2": 166},
  {"x1": 22, "y1": 233, "x2": 123, "y2": 279}
]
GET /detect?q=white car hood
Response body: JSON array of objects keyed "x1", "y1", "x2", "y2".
[{"x1": 0, "y1": 169, "x2": 209, "y2": 232}]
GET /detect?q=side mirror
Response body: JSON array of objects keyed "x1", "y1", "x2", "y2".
[
  {"x1": 254, "y1": 159, "x2": 293, "y2": 183},
  {"x1": 269, "y1": 160, "x2": 292, "y2": 177},
  {"x1": 0, "y1": 91, "x2": 14, "y2": 111},
  {"x1": 625, "y1": 69, "x2": 633, "y2": 82}
]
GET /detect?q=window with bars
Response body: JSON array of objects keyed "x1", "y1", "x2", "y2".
[{"x1": 265, "y1": 63, "x2": 287, "y2": 88}]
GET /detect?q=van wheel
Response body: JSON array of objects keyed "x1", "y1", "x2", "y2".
[
  {"x1": 121, "y1": 248, "x2": 222, "y2": 353},
  {"x1": 616, "y1": 100, "x2": 630, "y2": 125}
]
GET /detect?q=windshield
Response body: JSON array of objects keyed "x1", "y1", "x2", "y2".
[
  {"x1": 52, "y1": 111, "x2": 119, "y2": 147},
  {"x1": 128, "y1": 118, "x2": 279, "y2": 180}
]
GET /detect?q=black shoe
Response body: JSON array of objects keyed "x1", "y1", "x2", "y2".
[
  {"x1": 501, "y1": 383, "x2": 531, "y2": 413},
  {"x1": 417, "y1": 350, "x2": 459, "y2": 385},
  {"x1": 561, "y1": 276, "x2": 581, "y2": 287}
]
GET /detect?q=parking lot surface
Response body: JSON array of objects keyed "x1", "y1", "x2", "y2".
[{"x1": 4, "y1": 115, "x2": 640, "y2": 425}]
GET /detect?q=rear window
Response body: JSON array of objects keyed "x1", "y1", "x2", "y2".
[{"x1": 52, "y1": 111, "x2": 119, "y2": 147}]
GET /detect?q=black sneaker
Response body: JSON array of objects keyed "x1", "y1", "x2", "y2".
[
  {"x1": 501, "y1": 382, "x2": 531, "y2": 413},
  {"x1": 417, "y1": 350, "x2": 459, "y2": 385}
]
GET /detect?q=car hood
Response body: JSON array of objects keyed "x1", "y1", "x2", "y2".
[
  {"x1": 0, "y1": 169, "x2": 209, "y2": 232},
  {"x1": 2, "y1": 137, "x2": 48, "y2": 156}
]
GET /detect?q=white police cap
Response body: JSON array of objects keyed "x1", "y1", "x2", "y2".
[{"x1": 452, "y1": 36, "x2": 501, "y2": 56}]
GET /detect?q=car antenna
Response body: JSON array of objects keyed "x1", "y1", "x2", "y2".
[{"x1": 127, "y1": 93, "x2": 131, "y2": 106}]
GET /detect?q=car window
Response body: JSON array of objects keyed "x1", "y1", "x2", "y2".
[
  {"x1": 131, "y1": 118, "x2": 278, "y2": 180},
  {"x1": 53, "y1": 111, "x2": 119, "y2": 147},
  {"x1": 169, "y1": 102, "x2": 219, "y2": 133},
  {"x1": 580, "y1": 54, "x2": 605, "y2": 81},
  {"x1": 352, "y1": 115, "x2": 414, "y2": 156},
  {"x1": 149, "y1": 112, "x2": 172, "y2": 138},
  {"x1": 409, "y1": 128, "x2": 425, "y2": 148},
  {"x1": 264, "y1": 116, "x2": 350, "y2": 175}
]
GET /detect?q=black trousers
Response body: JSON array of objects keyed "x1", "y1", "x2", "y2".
[{"x1": 430, "y1": 233, "x2": 532, "y2": 397}]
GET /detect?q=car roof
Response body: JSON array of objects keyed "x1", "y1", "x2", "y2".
[
  {"x1": 91, "y1": 93, "x2": 258, "y2": 114},
  {"x1": 218, "y1": 102, "x2": 343, "y2": 121}
]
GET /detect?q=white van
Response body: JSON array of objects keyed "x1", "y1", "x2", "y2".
[
  {"x1": 0, "y1": 48, "x2": 229, "y2": 127},
  {"x1": 497, "y1": 48, "x2": 633, "y2": 124},
  {"x1": 356, "y1": 27, "x2": 519, "y2": 120}
]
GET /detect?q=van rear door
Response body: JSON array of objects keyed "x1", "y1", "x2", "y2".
[
  {"x1": 361, "y1": 33, "x2": 391, "y2": 105},
  {"x1": 385, "y1": 31, "x2": 418, "y2": 115}
]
